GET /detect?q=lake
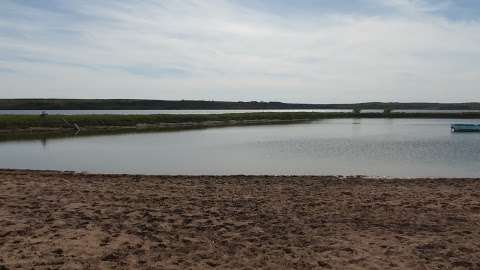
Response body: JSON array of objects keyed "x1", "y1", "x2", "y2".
[{"x1": 1, "y1": 118, "x2": 480, "y2": 177}]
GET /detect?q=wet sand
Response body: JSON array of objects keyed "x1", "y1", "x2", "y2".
[{"x1": 1, "y1": 170, "x2": 480, "y2": 269}]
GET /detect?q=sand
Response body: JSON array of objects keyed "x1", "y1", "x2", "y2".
[{"x1": 1, "y1": 170, "x2": 480, "y2": 269}]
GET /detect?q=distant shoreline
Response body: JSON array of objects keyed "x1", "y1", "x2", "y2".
[
  {"x1": 1, "y1": 111, "x2": 480, "y2": 137},
  {"x1": 2, "y1": 98, "x2": 480, "y2": 110}
]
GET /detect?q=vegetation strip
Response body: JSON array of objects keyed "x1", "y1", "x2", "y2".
[{"x1": 1, "y1": 112, "x2": 480, "y2": 135}]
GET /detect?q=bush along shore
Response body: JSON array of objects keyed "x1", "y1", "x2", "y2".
[{"x1": 1, "y1": 112, "x2": 480, "y2": 135}]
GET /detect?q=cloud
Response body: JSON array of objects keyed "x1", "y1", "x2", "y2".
[
  {"x1": 0, "y1": 67, "x2": 16, "y2": 74},
  {"x1": 371, "y1": 0, "x2": 448, "y2": 14},
  {"x1": 0, "y1": 0, "x2": 479, "y2": 102}
]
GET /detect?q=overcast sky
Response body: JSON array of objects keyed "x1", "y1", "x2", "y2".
[{"x1": 1, "y1": 0, "x2": 479, "y2": 103}]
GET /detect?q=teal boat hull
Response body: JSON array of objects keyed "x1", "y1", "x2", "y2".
[{"x1": 451, "y1": 124, "x2": 480, "y2": 132}]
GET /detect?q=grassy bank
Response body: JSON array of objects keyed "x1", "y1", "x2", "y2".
[
  {"x1": 1, "y1": 112, "x2": 480, "y2": 134},
  {"x1": 0, "y1": 120, "x2": 300, "y2": 142},
  {"x1": 0, "y1": 112, "x2": 314, "y2": 129}
]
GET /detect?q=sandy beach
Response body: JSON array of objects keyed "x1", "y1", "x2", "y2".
[{"x1": 1, "y1": 170, "x2": 480, "y2": 269}]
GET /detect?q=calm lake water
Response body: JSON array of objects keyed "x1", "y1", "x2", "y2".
[{"x1": 1, "y1": 118, "x2": 480, "y2": 177}]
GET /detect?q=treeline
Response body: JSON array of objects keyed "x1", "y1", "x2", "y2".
[{"x1": 1, "y1": 99, "x2": 480, "y2": 110}]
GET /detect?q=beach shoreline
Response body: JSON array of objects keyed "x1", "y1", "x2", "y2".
[{"x1": 1, "y1": 169, "x2": 480, "y2": 269}]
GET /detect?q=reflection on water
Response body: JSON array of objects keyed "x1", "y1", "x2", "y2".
[
  {"x1": 1, "y1": 118, "x2": 480, "y2": 177},
  {"x1": 40, "y1": 137, "x2": 47, "y2": 148}
]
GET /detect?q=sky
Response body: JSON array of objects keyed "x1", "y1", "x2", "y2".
[{"x1": 1, "y1": 0, "x2": 480, "y2": 103}]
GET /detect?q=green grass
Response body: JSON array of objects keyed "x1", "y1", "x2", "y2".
[
  {"x1": 0, "y1": 112, "x2": 312, "y2": 129},
  {"x1": 0, "y1": 112, "x2": 347, "y2": 129},
  {"x1": 1, "y1": 112, "x2": 480, "y2": 130}
]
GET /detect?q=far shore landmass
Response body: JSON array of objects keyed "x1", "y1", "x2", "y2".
[
  {"x1": 1, "y1": 169, "x2": 480, "y2": 269},
  {"x1": 2, "y1": 99, "x2": 480, "y2": 111}
]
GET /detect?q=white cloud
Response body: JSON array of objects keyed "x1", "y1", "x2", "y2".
[{"x1": 0, "y1": 0, "x2": 479, "y2": 102}]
